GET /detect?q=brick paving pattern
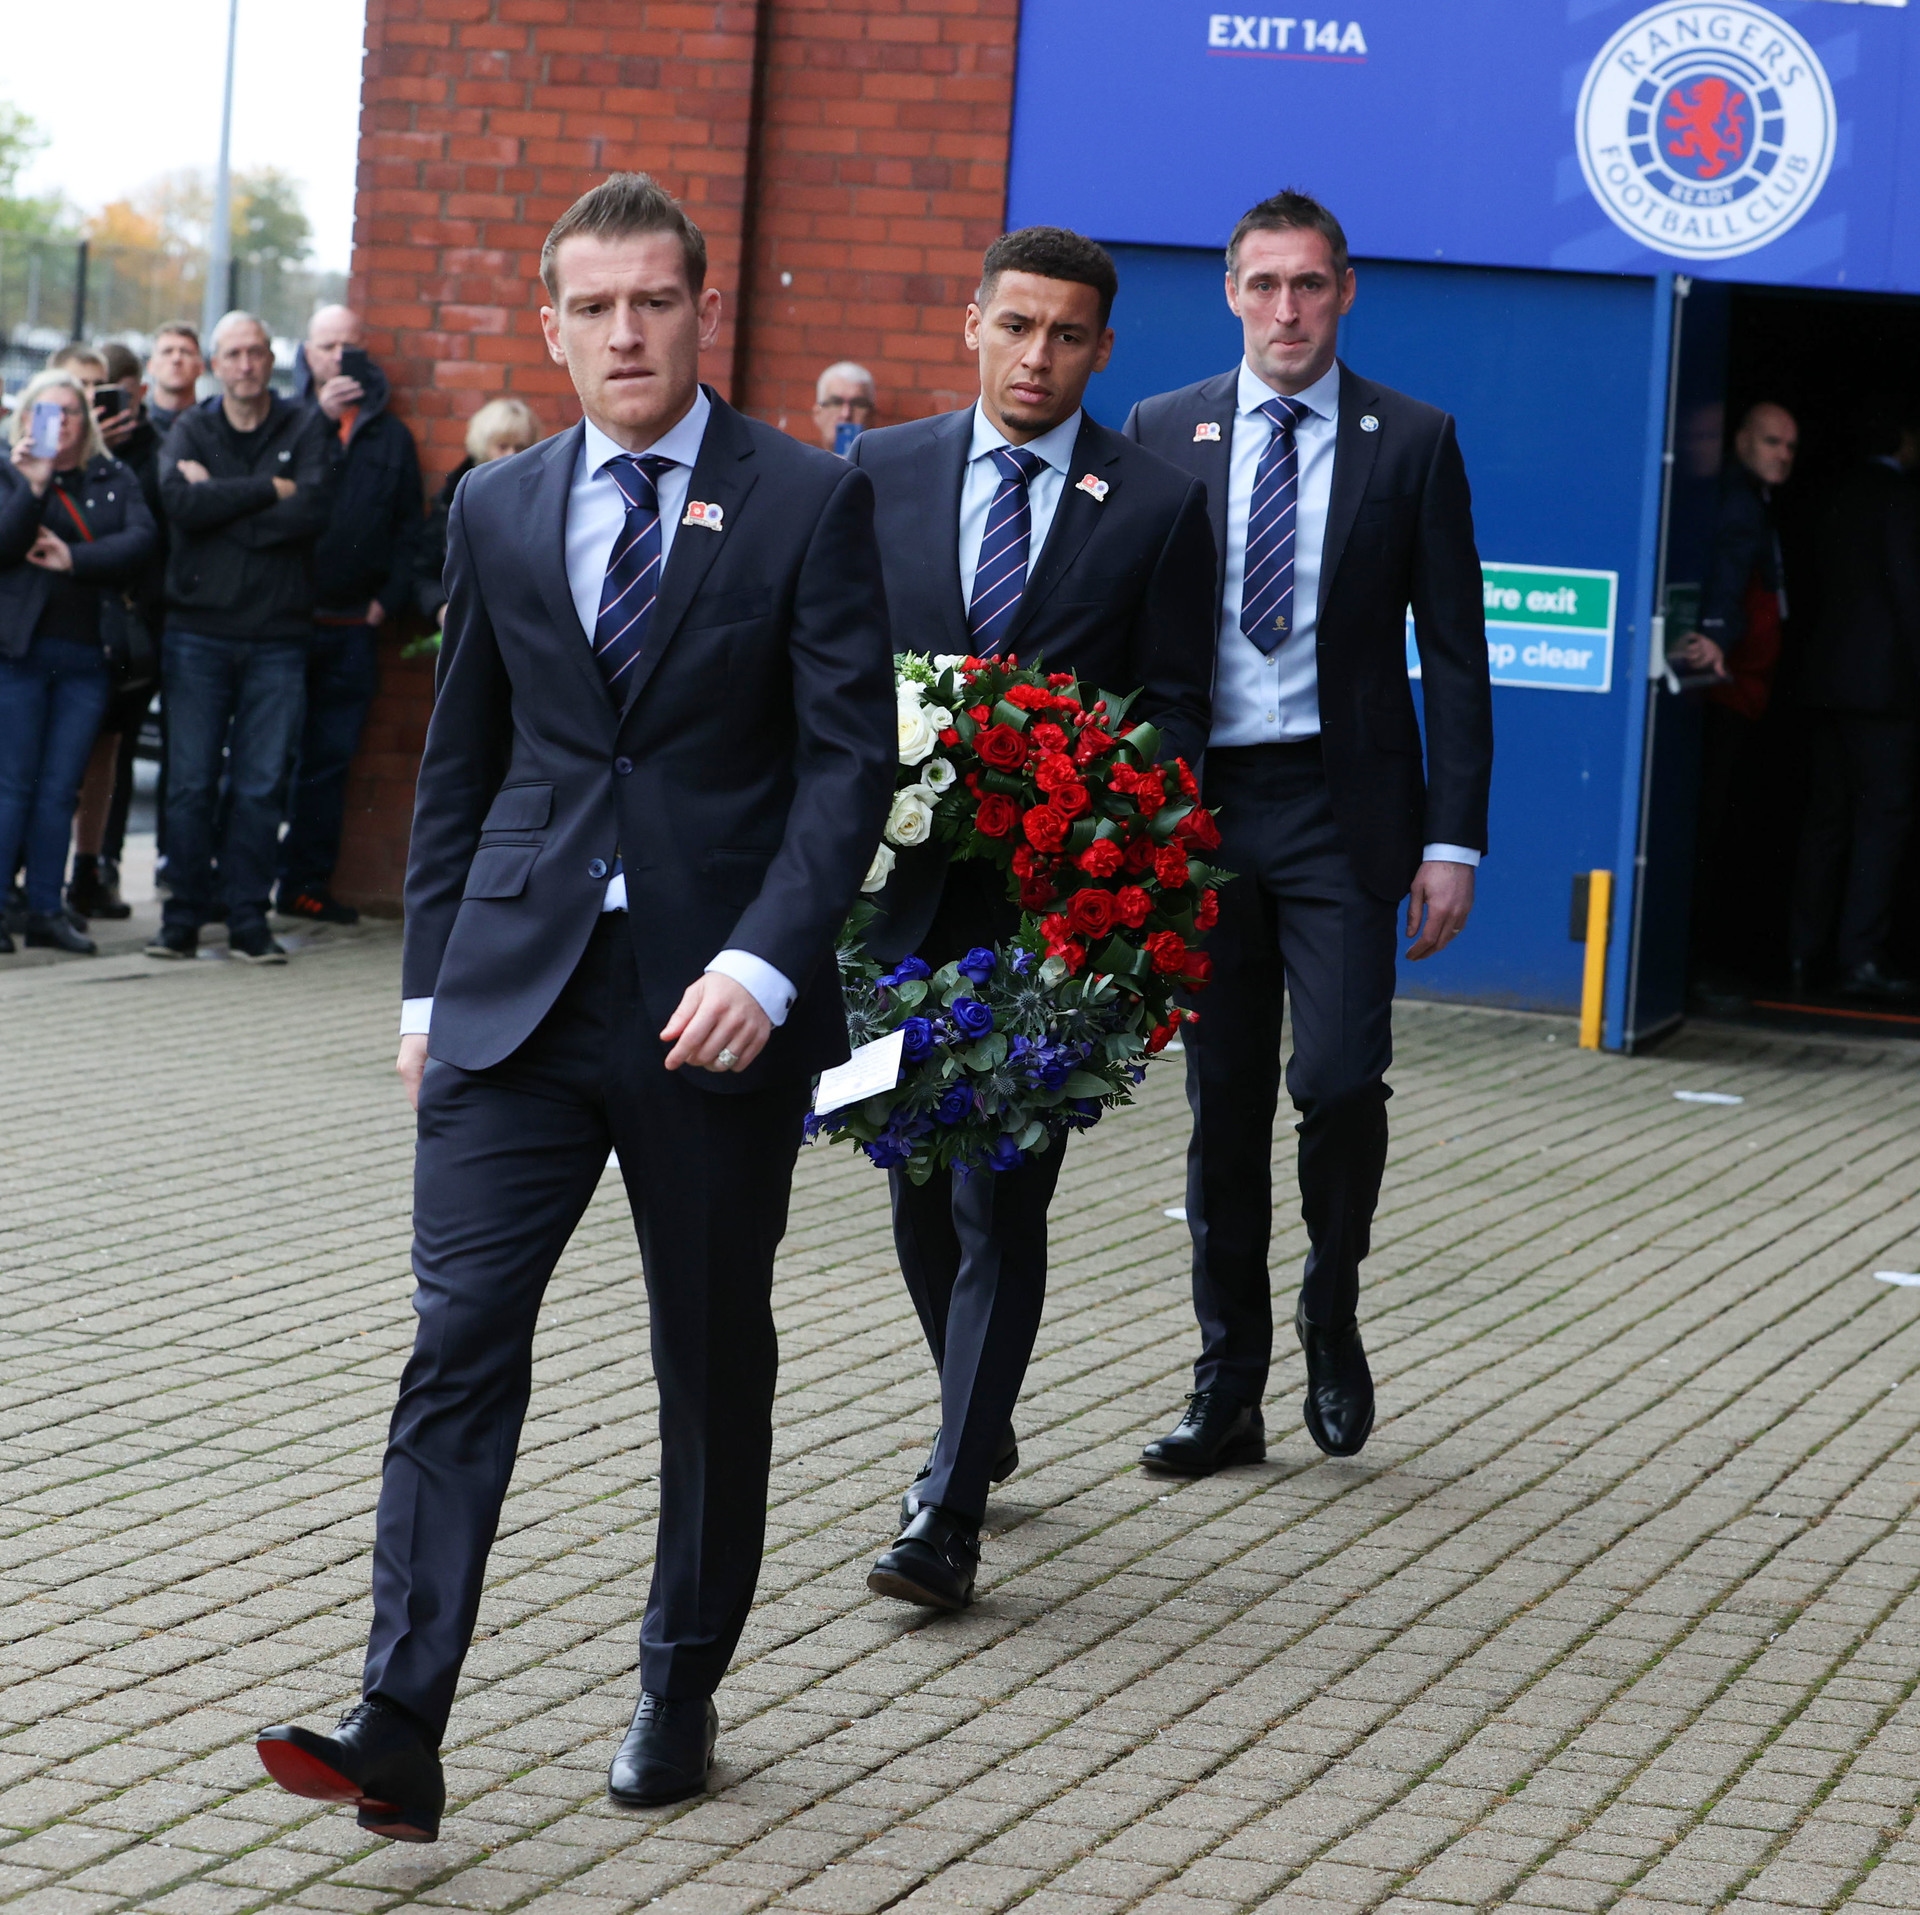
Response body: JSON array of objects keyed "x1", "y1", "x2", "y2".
[{"x1": 7, "y1": 924, "x2": 1920, "y2": 1915}]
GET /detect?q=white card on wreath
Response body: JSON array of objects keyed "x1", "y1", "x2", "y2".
[{"x1": 814, "y1": 1029, "x2": 905, "y2": 1116}]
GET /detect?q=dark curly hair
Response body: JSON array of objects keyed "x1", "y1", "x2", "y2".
[{"x1": 977, "y1": 227, "x2": 1118, "y2": 327}]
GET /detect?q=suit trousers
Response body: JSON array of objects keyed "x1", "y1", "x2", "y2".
[
  {"x1": 362, "y1": 915, "x2": 807, "y2": 1740},
  {"x1": 1184, "y1": 742, "x2": 1397, "y2": 1401},
  {"x1": 1789, "y1": 712, "x2": 1919, "y2": 972},
  {"x1": 889, "y1": 1143, "x2": 1066, "y2": 1526}
]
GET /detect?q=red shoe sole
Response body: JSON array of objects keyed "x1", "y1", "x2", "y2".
[{"x1": 256, "y1": 1739, "x2": 437, "y2": 1842}]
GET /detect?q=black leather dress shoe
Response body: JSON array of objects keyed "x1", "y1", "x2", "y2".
[
  {"x1": 868, "y1": 1506, "x2": 979, "y2": 1610},
  {"x1": 1838, "y1": 961, "x2": 1920, "y2": 1001},
  {"x1": 1295, "y1": 1301, "x2": 1375, "y2": 1458},
  {"x1": 900, "y1": 1425, "x2": 1019, "y2": 1526},
  {"x1": 607, "y1": 1692, "x2": 718, "y2": 1807},
  {"x1": 1140, "y1": 1390, "x2": 1265, "y2": 1476},
  {"x1": 256, "y1": 1697, "x2": 444, "y2": 1842},
  {"x1": 25, "y1": 911, "x2": 96, "y2": 955}
]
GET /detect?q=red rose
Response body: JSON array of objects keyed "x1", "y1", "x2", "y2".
[
  {"x1": 1050, "y1": 782, "x2": 1092, "y2": 820},
  {"x1": 1176, "y1": 805, "x2": 1222, "y2": 851},
  {"x1": 1076, "y1": 839, "x2": 1124, "y2": 879},
  {"x1": 1073, "y1": 725, "x2": 1117, "y2": 766},
  {"x1": 1115, "y1": 885, "x2": 1152, "y2": 928},
  {"x1": 1011, "y1": 845, "x2": 1037, "y2": 877},
  {"x1": 1019, "y1": 873, "x2": 1057, "y2": 910},
  {"x1": 1195, "y1": 888, "x2": 1219, "y2": 931},
  {"x1": 1033, "y1": 750, "x2": 1080, "y2": 793},
  {"x1": 1066, "y1": 888, "x2": 1117, "y2": 940},
  {"x1": 1023, "y1": 805, "x2": 1070, "y2": 852},
  {"x1": 1154, "y1": 844, "x2": 1190, "y2": 889},
  {"x1": 1123, "y1": 834, "x2": 1158, "y2": 874},
  {"x1": 1030, "y1": 721, "x2": 1069, "y2": 754},
  {"x1": 1181, "y1": 950, "x2": 1213, "y2": 987},
  {"x1": 968, "y1": 703, "x2": 991, "y2": 724},
  {"x1": 976, "y1": 724, "x2": 1028, "y2": 770},
  {"x1": 974, "y1": 792, "x2": 1019, "y2": 838},
  {"x1": 1145, "y1": 930, "x2": 1188, "y2": 974}
]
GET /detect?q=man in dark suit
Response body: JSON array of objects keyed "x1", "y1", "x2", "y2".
[
  {"x1": 253, "y1": 175, "x2": 896, "y2": 1837},
  {"x1": 851, "y1": 227, "x2": 1215, "y2": 1611},
  {"x1": 1788, "y1": 413, "x2": 1920, "y2": 997},
  {"x1": 1126, "y1": 189, "x2": 1493, "y2": 1476}
]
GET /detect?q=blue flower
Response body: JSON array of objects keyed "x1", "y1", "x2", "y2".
[
  {"x1": 1063, "y1": 1098, "x2": 1103, "y2": 1131},
  {"x1": 933, "y1": 1083, "x2": 974, "y2": 1126},
  {"x1": 983, "y1": 1133, "x2": 1025, "y2": 1172},
  {"x1": 803, "y1": 1111, "x2": 832, "y2": 1140},
  {"x1": 877, "y1": 955, "x2": 931, "y2": 989},
  {"x1": 958, "y1": 947, "x2": 997, "y2": 984},
  {"x1": 950, "y1": 996, "x2": 994, "y2": 1040},
  {"x1": 1010, "y1": 949, "x2": 1035, "y2": 975},
  {"x1": 865, "y1": 1134, "x2": 912, "y2": 1169},
  {"x1": 899, "y1": 1016, "x2": 936, "y2": 1063}
]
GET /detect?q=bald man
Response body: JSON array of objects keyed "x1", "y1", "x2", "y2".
[{"x1": 277, "y1": 306, "x2": 425, "y2": 924}]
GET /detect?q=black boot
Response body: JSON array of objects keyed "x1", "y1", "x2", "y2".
[
  {"x1": 256, "y1": 1696, "x2": 445, "y2": 1842},
  {"x1": 24, "y1": 911, "x2": 96, "y2": 955},
  {"x1": 868, "y1": 1506, "x2": 980, "y2": 1611},
  {"x1": 74, "y1": 855, "x2": 130, "y2": 920},
  {"x1": 607, "y1": 1693, "x2": 717, "y2": 1807},
  {"x1": 1140, "y1": 1391, "x2": 1265, "y2": 1476},
  {"x1": 1295, "y1": 1301, "x2": 1375, "y2": 1458},
  {"x1": 900, "y1": 1425, "x2": 1019, "y2": 1527}
]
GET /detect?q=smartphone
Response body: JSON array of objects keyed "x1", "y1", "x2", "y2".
[
  {"x1": 833, "y1": 418, "x2": 864, "y2": 457},
  {"x1": 30, "y1": 401, "x2": 62, "y2": 459},
  {"x1": 339, "y1": 346, "x2": 375, "y2": 388},
  {"x1": 92, "y1": 384, "x2": 127, "y2": 420}
]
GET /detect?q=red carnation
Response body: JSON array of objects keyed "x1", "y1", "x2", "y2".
[
  {"x1": 1107, "y1": 763, "x2": 1140, "y2": 795},
  {"x1": 1019, "y1": 873, "x2": 1057, "y2": 910},
  {"x1": 1182, "y1": 950, "x2": 1213, "y2": 987},
  {"x1": 1195, "y1": 888, "x2": 1219, "y2": 931},
  {"x1": 1005, "y1": 684, "x2": 1055, "y2": 711},
  {"x1": 1132, "y1": 768, "x2": 1168, "y2": 816},
  {"x1": 1174, "y1": 758, "x2": 1199, "y2": 799},
  {"x1": 1030, "y1": 721, "x2": 1069, "y2": 754},
  {"x1": 1176, "y1": 805, "x2": 1222, "y2": 851},
  {"x1": 1154, "y1": 844, "x2": 1190, "y2": 889},
  {"x1": 1048, "y1": 672, "x2": 1076, "y2": 687},
  {"x1": 976, "y1": 724, "x2": 1028, "y2": 770},
  {"x1": 1033, "y1": 750, "x2": 1080, "y2": 794},
  {"x1": 1146, "y1": 1020, "x2": 1177, "y2": 1056},
  {"x1": 938, "y1": 727, "x2": 960, "y2": 748},
  {"x1": 1077, "y1": 839, "x2": 1124, "y2": 879},
  {"x1": 1073, "y1": 726, "x2": 1117, "y2": 766},
  {"x1": 974, "y1": 792, "x2": 1019, "y2": 839},
  {"x1": 1050, "y1": 782, "x2": 1092, "y2": 820},
  {"x1": 1023, "y1": 805, "x2": 1070, "y2": 852},
  {"x1": 1039, "y1": 914, "x2": 1087, "y2": 972},
  {"x1": 1145, "y1": 929, "x2": 1189, "y2": 974},
  {"x1": 968, "y1": 703, "x2": 992, "y2": 724},
  {"x1": 1066, "y1": 888, "x2": 1118, "y2": 940},
  {"x1": 1123, "y1": 834, "x2": 1158, "y2": 874},
  {"x1": 1115, "y1": 884, "x2": 1152, "y2": 928}
]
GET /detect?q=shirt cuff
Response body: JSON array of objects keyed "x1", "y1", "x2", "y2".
[
  {"x1": 1422, "y1": 844, "x2": 1482, "y2": 868},
  {"x1": 706, "y1": 949, "x2": 796, "y2": 1027},
  {"x1": 400, "y1": 997, "x2": 433, "y2": 1035}
]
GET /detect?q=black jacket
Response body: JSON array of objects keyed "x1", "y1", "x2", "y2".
[
  {"x1": 158, "y1": 394, "x2": 334, "y2": 640},
  {"x1": 293, "y1": 349, "x2": 425, "y2": 619},
  {"x1": 1126, "y1": 363, "x2": 1494, "y2": 902},
  {"x1": 415, "y1": 457, "x2": 472, "y2": 622},
  {"x1": 850, "y1": 405, "x2": 1217, "y2": 964},
  {"x1": 1698, "y1": 462, "x2": 1783, "y2": 657},
  {"x1": 104, "y1": 412, "x2": 168, "y2": 630},
  {"x1": 0, "y1": 453, "x2": 158, "y2": 661},
  {"x1": 404, "y1": 390, "x2": 897, "y2": 1086},
  {"x1": 1801, "y1": 460, "x2": 1920, "y2": 714}
]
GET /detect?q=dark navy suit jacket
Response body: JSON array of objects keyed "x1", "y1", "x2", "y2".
[
  {"x1": 1126, "y1": 363, "x2": 1493, "y2": 902},
  {"x1": 851, "y1": 406, "x2": 1216, "y2": 962},
  {"x1": 402, "y1": 388, "x2": 897, "y2": 1089}
]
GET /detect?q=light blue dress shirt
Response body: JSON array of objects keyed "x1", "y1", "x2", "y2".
[
  {"x1": 1210, "y1": 359, "x2": 1479, "y2": 870},
  {"x1": 400, "y1": 391, "x2": 798, "y2": 1036},
  {"x1": 957, "y1": 403, "x2": 1082, "y2": 610}
]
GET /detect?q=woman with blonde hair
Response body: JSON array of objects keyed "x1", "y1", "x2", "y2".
[
  {"x1": 0, "y1": 369, "x2": 157, "y2": 954},
  {"x1": 415, "y1": 398, "x2": 542, "y2": 626}
]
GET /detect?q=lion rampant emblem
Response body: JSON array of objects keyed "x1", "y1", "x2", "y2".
[{"x1": 1661, "y1": 76, "x2": 1751, "y2": 181}]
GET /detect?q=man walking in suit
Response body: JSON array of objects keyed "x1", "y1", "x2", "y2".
[
  {"x1": 852, "y1": 227, "x2": 1215, "y2": 1610},
  {"x1": 1126, "y1": 190, "x2": 1493, "y2": 1474},
  {"x1": 253, "y1": 175, "x2": 896, "y2": 1835}
]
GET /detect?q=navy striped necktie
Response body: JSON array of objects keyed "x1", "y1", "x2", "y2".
[
  {"x1": 1240, "y1": 395, "x2": 1313, "y2": 655},
  {"x1": 967, "y1": 444, "x2": 1043, "y2": 654},
  {"x1": 593, "y1": 453, "x2": 676, "y2": 702}
]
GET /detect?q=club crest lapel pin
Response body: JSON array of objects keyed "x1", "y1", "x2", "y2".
[
  {"x1": 1193, "y1": 421, "x2": 1222, "y2": 443},
  {"x1": 682, "y1": 500, "x2": 724, "y2": 530},
  {"x1": 1076, "y1": 473, "x2": 1110, "y2": 502},
  {"x1": 1359, "y1": 415, "x2": 1380, "y2": 433}
]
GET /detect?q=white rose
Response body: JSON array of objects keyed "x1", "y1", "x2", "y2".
[
  {"x1": 921, "y1": 756, "x2": 956, "y2": 795},
  {"x1": 932, "y1": 654, "x2": 968, "y2": 673},
  {"x1": 885, "y1": 785, "x2": 937, "y2": 848},
  {"x1": 896, "y1": 697, "x2": 939, "y2": 765},
  {"x1": 896, "y1": 675, "x2": 926, "y2": 707},
  {"x1": 861, "y1": 842, "x2": 897, "y2": 893}
]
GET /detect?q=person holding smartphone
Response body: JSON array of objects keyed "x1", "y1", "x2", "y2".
[
  {"x1": 0, "y1": 371, "x2": 157, "y2": 955},
  {"x1": 277, "y1": 305, "x2": 424, "y2": 925}
]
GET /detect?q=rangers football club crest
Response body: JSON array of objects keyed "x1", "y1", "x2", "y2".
[
  {"x1": 1576, "y1": 1, "x2": 1835, "y2": 262},
  {"x1": 1076, "y1": 474, "x2": 1110, "y2": 501},
  {"x1": 682, "y1": 500, "x2": 724, "y2": 530},
  {"x1": 1193, "y1": 422, "x2": 1222, "y2": 443}
]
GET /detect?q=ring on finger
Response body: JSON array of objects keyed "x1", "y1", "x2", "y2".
[{"x1": 715, "y1": 1047, "x2": 739, "y2": 1072}]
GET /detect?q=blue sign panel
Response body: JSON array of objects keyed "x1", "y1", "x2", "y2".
[
  {"x1": 1006, "y1": 0, "x2": 1920, "y2": 292},
  {"x1": 1407, "y1": 564, "x2": 1619, "y2": 693}
]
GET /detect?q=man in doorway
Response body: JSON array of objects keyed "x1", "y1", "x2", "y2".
[
  {"x1": 1676, "y1": 400, "x2": 1797, "y2": 1010},
  {"x1": 146, "y1": 322, "x2": 205, "y2": 434},
  {"x1": 812, "y1": 360, "x2": 877, "y2": 453},
  {"x1": 1787, "y1": 412, "x2": 1920, "y2": 998},
  {"x1": 253, "y1": 173, "x2": 895, "y2": 1833},
  {"x1": 279, "y1": 305, "x2": 425, "y2": 925},
  {"x1": 1126, "y1": 189, "x2": 1493, "y2": 1475},
  {"x1": 850, "y1": 227, "x2": 1215, "y2": 1610}
]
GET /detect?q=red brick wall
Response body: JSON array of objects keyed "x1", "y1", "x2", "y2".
[{"x1": 333, "y1": 0, "x2": 1018, "y2": 911}]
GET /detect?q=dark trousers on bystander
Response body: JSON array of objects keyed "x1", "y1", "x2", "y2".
[
  {"x1": 1790, "y1": 712, "x2": 1919, "y2": 975},
  {"x1": 279, "y1": 621, "x2": 381, "y2": 901},
  {"x1": 0, "y1": 636, "x2": 113, "y2": 914}
]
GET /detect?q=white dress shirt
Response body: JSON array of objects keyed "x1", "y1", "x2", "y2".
[
  {"x1": 957, "y1": 403, "x2": 1082, "y2": 608},
  {"x1": 400, "y1": 390, "x2": 798, "y2": 1036},
  {"x1": 1210, "y1": 359, "x2": 1479, "y2": 870}
]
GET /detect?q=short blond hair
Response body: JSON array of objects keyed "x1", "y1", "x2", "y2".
[
  {"x1": 464, "y1": 396, "x2": 542, "y2": 463},
  {"x1": 9, "y1": 370, "x2": 106, "y2": 465}
]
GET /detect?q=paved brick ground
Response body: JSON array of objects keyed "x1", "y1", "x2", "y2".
[{"x1": 8, "y1": 922, "x2": 1920, "y2": 1915}]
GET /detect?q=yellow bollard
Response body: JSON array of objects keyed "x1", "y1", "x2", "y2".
[{"x1": 1578, "y1": 869, "x2": 1612, "y2": 1050}]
